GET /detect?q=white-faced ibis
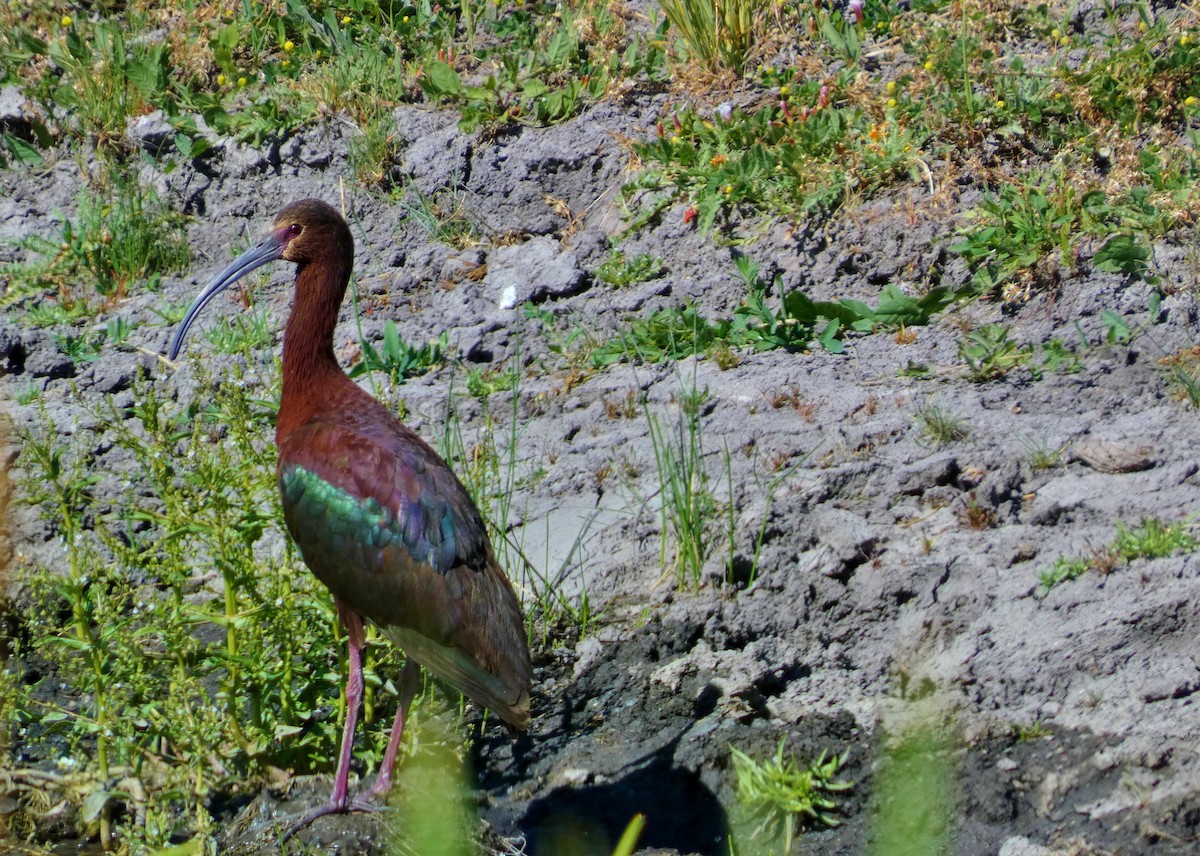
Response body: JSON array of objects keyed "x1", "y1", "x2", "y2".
[{"x1": 167, "y1": 199, "x2": 532, "y2": 834}]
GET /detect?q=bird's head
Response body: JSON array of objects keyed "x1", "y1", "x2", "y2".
[{"x1": 167, "y1": 199, "x2": 352, "y2": 361}]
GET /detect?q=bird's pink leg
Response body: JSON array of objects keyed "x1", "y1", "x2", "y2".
[
  {"x1": 366, "y1": 658, "x2": 420, "y2": 800},
  {"x1": 282, "y1": 601, "x2": 380, "y2": 840}
]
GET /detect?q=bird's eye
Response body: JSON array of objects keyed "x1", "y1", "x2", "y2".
[{"x1": 288, "y1": 223, "x2": 303, "y2": 237}]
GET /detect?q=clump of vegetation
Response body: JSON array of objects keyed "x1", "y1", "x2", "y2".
[
  {"x1": 645, "y1": 380, "x2": 722, "y2": 589},
  {"x1": 4, "y1": 369, "x2": 384, "y2": 849},
  {"x1": 730, "y1": 739, "x2": 851, "y2": 853},
  {"x1": 913, "y1": 402, "x2": 969, "y2": 448},
  {"x1": 1038, "y1": 517, "x2": 1198, "y2": 593},
  {"x1": 3, "y1": 169, "x2": 189, "y2": 311},
  {"x1": 595, "y1": 249, "x2": 665, "y2": 287}
]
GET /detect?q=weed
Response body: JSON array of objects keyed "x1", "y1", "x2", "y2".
[
  {"x1": 657, "y1": 0, "x2": 757, "y2": 74},
  {"x1": 1022, "y1": 437, "x2": 1065, "y2": 471},
  {"x1": 604, "y1": 390, "x2": 640, "y2": 420},
  {"x1": 1160, "y1": 347, "x2": 1200, "y2": 408},
  {"x1": 349, "y1": 114, "x2": 402, "y2": 188},
  {"x1": 400, "y1": 181, "x2": 481, "y2": 249},
  {"x1": 1100, "y1": 309, "x2": 1133, "y2": 345},
  {"x1": 465, "y1": 363, "x2": 520, "y2": 399},
  {"x1": 202, "y1": 305, "x2": 275, "y2": 355},
  {"x1": 13, "y1": 382, "x2": 41, "y2": 405},
  {"x1": 959, "y1": 324, "x2": 1032, "y2": 382},
  {"x1": 7, "y1": 371, "x2": 394, "y2": 850},
  {"x1": 645, "y1": 379, "x2": 720, "y2": 589},
  {"x1": 627, "y1": 77, "x2": 921, "y2": 231},
  {"x1": 960, "y1": 492, "x2": 996, "y2": 530},
  {"x1": 4, "y1": 169, "x2": 188, "y2": 311},
  {"x1": 1037, "y1": 517, "x2": 1196, "y2": 594},
  {"x1": 1038, "y1": 338, "x2": 1082, "y2": 375},
  {"x1": 870, "y1": 717, "x2": 956, "y2": 856},
  {"x1": 913, "y1": 402, "x2": 969, "y2": 448},
  {"x1": 730, "y1": 739, "x2": 851, "y2": 852},
  {"x1": 1038, "y1": 556, "x2": 1090, "y2": 592},
  {"x1": 595, "y1": 249, "x2": 665, "y2": 287},
  {"x1": 1114, "y1": 518, "x2": 1198, "y2": 561},
  {"x1": 1011, "y1": 720, "x2": 1052, "y2": 742},
  {"x1": 350, "y1": 321, "x2": 447, "y2": 386}
]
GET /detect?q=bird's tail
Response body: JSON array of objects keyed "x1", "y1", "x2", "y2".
[{"x1": 384, "y1": 625, "x2": 531, "y2": 729}]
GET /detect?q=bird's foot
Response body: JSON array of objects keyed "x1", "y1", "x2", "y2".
[{"x1": 280, "y1": 796, "x2": 385, "y2": 842}]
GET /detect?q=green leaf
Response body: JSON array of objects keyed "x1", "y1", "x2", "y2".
[
  {"x1": 419, "y1": 61, "x2": 463, "y2": 100},
  {"x1": 81, "y1": 784, "x2": 110, "y2": 822},
  {"x1": 4, "y1": 133, "x2": 42, "y2": 165},
  {"x1": 817, "y1": 319, "x2": 844, "y2": 354},
  {"x1": 127, "y1": 50, "x2": 167, "y2": 98}
]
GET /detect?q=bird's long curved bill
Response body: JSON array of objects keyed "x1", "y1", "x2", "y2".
[{"x1": 167, "y1": 232, "x2": 287, "y2": 361}]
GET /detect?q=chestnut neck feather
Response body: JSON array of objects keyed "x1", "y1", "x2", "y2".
[{"x1": 276, "y1": 251, "x2": 357, "y2": 447}]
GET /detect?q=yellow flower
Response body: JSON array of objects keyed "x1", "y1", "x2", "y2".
[
  {"x1": 724, "y1": 185, "x2": 733, "y2": 194},
  {"x1": 283, "y1": 40, "x2": 295, "y2": 51},
  {"x1": 995, "y1": 99, "x2": 1005, "y2": 109},
  {"x1": 216, "y1": 74, "x2": 226, "y2": 86},
  {"x1": 1182, "y1": 34, "x2": 1191, "y2": 46},
  {"x1": 238, "y1": 76, "x2": 248, "y2": 86},
  {"x1": 403, "y1": 15, "x2": 409, "y2": 22},
  {"x1": 1051, "y1": 28, "x2": 1060, "y2": 39},
  {"x1": 1187, "y1": 96, "x2": 1198, "y2": 107},
  {"x1": 780, "y1": 85, "x2": 789, "y2": 96},
  {"x1": 314, "y1": 49, "x2": 323, "y2": 59},
  {"x1": 342, "y1": 15, "x2": 351, "y2": 25},
  {"x1": 670, "y1": 135, "x2": 681, "y2": 144},
  {"x1": 1137, "y1": 20, "x2": 1146, "y2": 32},
  {"x1": 924, "y1": 60, "x2": 934, "y2": 71},
  {"x1": 282, "y1": 59, "x2": 290, "y2": 68},
  {"x1": 887, "y1": 98, "x2": 897, "y2": 107},
  {"x1": 60, "y1": 15, "x2": 72, "y2": 26},
  {"x1": 1060, "y1": 36, "x2": 1068, "y2": 45},
  {"x1": 885, "y1": 81, "x2": 896, "y2": 94}
]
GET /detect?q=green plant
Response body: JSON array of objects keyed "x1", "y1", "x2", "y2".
[
  {"x1": 4, "y1": 170, "x2": 189, "y2": 310},
  {"x1": 1037, "y1": 517, "x2": 1196, "y2": 594},
  {"x1": 595, "y1": 249, "x2": 665, "y2": 287},
  {"x1": 349, "y1": 113, "x2": 402, "y2": 188},
  {"x1": 656, "y1": 0, "x2": 757, "y2": 74},
  {"x1": 1100, "y1": 308, "x2": 1132, "y2": 345},
  {"x1": 54, "y1": 330, "x2": 105, "y2": 364},
  {"x1": 730, "y1": 739, "x2": 851, "y2": 853},
  {"x1": 43, "y1": 18, "x2": 168, "y2": 150},
  {"x1": 870, "y1": 718, "x2": 955, "y2": 856},
  {"x1": 1022, "y1": 437, "x2": 1065, "y2": 471},
  {"x1": 1114, "y1": 518, "x2": 1198, "y2": 561},
  {"x1": 1011, "y1": 720, "x2": 1052, "y2": 742},
  {"x1": 1038, "y1": 556, "x2": 1090, "y2": 592},
  {"x1": 13, "y1": 382, "x2": 41, "y2": 405},
  {"x1": 202, "y1": 304, "x2": 275, "y2": 355},
  {"x1": 644, "y1": 379, "x2": 721, "y2": 589},
  {"x1": 913, "y1": 402, "x2": 968, "y2": 448},
  {"x1": 627, "y1": 79, "x2": 921, "y2": 232},
  {"x1": 958, "y1": 324, "x2": 1032, "y2": 381},
  {"x1": 5, "y1": 370, "x2": 420, "y2": 850},
  {"x1": 350, "y1": 321, "x2": 447, "y2": 385},
  {"x1": 400, "y1": 180, "x2": 481, "y2": 249}
]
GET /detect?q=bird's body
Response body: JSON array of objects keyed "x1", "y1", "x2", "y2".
[
  {"x1": 168, "y1": 199, "x2": 531, "y2": 834},
  {"x1": 277, "y1": 386, "x2": 531, "y2": 725}
]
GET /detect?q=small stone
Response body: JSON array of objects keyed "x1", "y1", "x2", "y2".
[{"x1": 1071, "y1": 438, "x2": 1154, "y2": 473}]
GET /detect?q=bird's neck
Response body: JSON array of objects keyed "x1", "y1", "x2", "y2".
[{"x1": 277, "y1": 259, "x2": 353, "y2": 446}]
